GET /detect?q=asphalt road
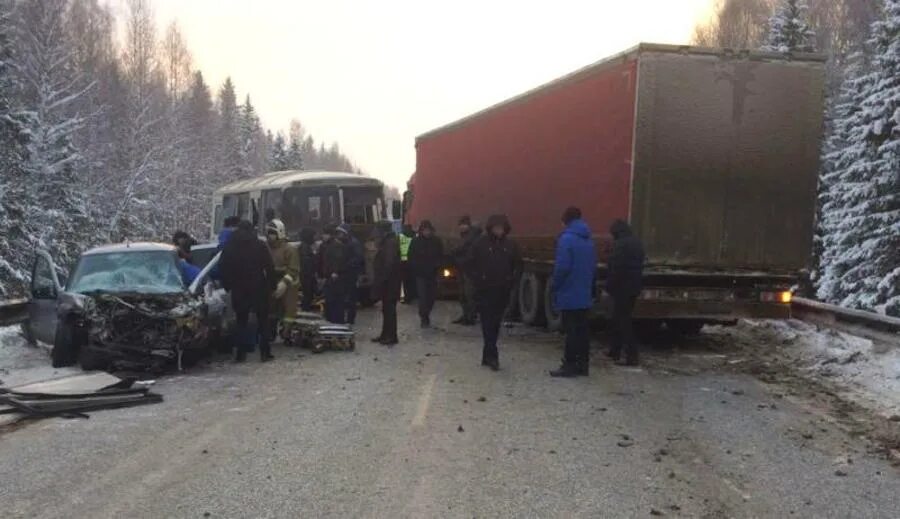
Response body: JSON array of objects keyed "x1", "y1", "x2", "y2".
[{"x1": 1, "y1": 302, "x2": 898, "y2": 518}]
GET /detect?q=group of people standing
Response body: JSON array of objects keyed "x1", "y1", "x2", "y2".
[{"x1": 198, "y1": 206, "x2": 645, "y2": 373}]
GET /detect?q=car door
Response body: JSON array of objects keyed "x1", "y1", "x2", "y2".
[{"x1": 27, "y1": 250, "x2": 62, "y2": 345}]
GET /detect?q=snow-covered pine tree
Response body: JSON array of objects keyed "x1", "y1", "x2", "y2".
[
  {"x1": 217, "y1": 77, "x2": 242, "y2": 180},
  {"x1": 239, "y1": 95, "x2": 267, "y2": 177},
  {"x1": 817, "y1": 0, "x2": 900, "y2": 316},
  {"x1": 13, "y1": 0, "x2": 92, "y2": 270},
  {"x1": 0, "y1": 0, "x2": 28, "y2": 297},
  {"x1": 271, "y1": 132, "x2": 288, "y2": 171},
  {"x1": 762, "y1": 0, "x2": 817, "y2": 53},
  {"x1": 287, "y1": 133, "x2": 303, "y2": 170}
]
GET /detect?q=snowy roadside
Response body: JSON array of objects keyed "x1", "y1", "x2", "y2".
[
  {"x1": 0, "y1": 325, "x2": 79, "y2": 388},
  {"x1": 706, "y1": 319, "x2": 900, "y2": 418}
]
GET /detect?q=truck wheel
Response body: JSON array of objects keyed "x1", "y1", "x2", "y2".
[
  {"x1": 518, "y1": 272, "x2": 545, "y2": 326},
  {"x1": 543, "y1": 277, "x2": 562, "y2": 332},
  {"x1": 51, "y1": 322, "x2": 78, "y2": 368}
]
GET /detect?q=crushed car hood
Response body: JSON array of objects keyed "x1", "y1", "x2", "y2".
[{"x1": 82, "y1": 292, "x2": 207, "y2": 372}]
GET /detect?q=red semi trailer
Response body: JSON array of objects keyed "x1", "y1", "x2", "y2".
[{"x1": 407, "y1": 43, "x2": 826, "y2": 331}]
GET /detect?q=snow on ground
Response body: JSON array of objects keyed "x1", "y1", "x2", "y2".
[
  {"x1": 0, "y1": 325, "x2": 78, "y2": 388},
  {"x1": 707, "y1": 319, "x2": 900, "y2": 417}
]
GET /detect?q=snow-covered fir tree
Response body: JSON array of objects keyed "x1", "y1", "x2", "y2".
[
  {"x1": 817, "y1": 0, "x2": 900, "y2": 316},
  {"x1": 270, "y1": 132, "x2": 288, "y2": 170},
  {"x1": 12, "y1": 0, "x2": 91, "y2": 270},
  {"x1": 762, "y1": 0, "x2": 817, "y2": 53},
  {"x1": 287, "y1": 132, "x2": 303, "y2": 170}
]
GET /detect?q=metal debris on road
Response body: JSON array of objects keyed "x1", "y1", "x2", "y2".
[{"x1": 0, "y1": 373, "x2": 162, "y2": 425}]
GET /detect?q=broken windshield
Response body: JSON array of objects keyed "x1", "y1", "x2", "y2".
[{"x1": 68, "y1": 251, "x2": 186, "y2": 295}]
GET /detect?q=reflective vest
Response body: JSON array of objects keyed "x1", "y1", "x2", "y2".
[{"x1": 399, "y1": 234, "x2": 412, "y2": 261}]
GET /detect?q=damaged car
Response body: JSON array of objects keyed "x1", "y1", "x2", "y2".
[{"x1": 25, "y1": 243, "x2": 226, "y2": 373}]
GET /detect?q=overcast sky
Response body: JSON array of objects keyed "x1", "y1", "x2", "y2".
[{"x1": 147, "y1": 0, "x2": 713, "y2": 189}]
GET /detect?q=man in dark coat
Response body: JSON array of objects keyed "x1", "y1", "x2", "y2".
[
  {"x1": 298, "y1": 228, "x2": 318, "y2": 312},
  {"x1": 220, "y1": 220, "x2": 277, "y2": 362},
  {"x1": 372, "y1": 220, "x2": 402, "y2": 345},
  {"x1": 337, "y1": 223, "x2": 365, "y2": 325},
  {"x1": 471, "y1": 214, "x2": 522, "y2": 371},
  {"x1": 451, "y1": 215, "x2": 482, "y2": 325},
  {"x1": 408, "y1": 220, "x2": 444, "y2": 328},
  {"x1": 606, "y1": 219, "x2": 645, "y2": 366},
  {"x1": 549, "y1": 207, "x2": 598, "y2": 377},
  {"x1": 320, "y1": 225, "x2": 347, "y2": 324}
]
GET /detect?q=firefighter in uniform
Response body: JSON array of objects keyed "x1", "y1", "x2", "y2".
[{"x1": 266, "y1": 219, "x2": 300, "y2": 339}]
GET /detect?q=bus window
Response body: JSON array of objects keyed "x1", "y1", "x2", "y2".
[
  {"x1": 281, "y1": 187, "x2": 338, "y2": 239},
  {"x1": 343, "y1": 186, "x2": 383, "y2": 224},
  {"x1": 261, "y1": 189, "x2": 282, "y2": 221},
  {"x1": 223, "y1": 193, "x2": 251, "y2": 222}
]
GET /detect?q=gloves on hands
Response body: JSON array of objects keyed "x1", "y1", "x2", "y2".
[{"x1": 274, "y1": 279, "x2": 288, "y2": 298}]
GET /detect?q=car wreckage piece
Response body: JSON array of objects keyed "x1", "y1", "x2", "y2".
[
  {"x1": 0, "y1": 375, "x2": 162, "y2": 425},
  {"x1": 283, "y1": 312, "x2": 355, "y2": 353},
  {"x1": 80, "y1": 292, "x2": 208, "y2": 372}
]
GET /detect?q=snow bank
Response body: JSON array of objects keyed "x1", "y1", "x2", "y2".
[
  {"x1": 0, "y1": 326, "x2": 78, "y2": 387},
  {"x1": 708, "y1": 320, "x2": 900, "y2": 416}
]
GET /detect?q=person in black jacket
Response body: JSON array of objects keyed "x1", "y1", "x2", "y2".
[
  {"x1": 220, "y1": 220, "x2": 277, "y2": 362},
  {"x1": 372, "y1": 221, "x2": 402, "y2": 345},
  {"x1": 408, "y1": 220, "x2": 444, "y2": 328},
  {"x1": 605, "y1": 219, "x2": 645, "y2": 366},
  {"x1": 298, "y1": 228, "x2": 318, "y2": 312},
  {"x1": 319, "y1": 225, "x2": 347, "y2": 324},
  {"x1": 337, "y1": 223, "x2": 365, "y2": 325},
  {"x1": 471, "y1": 214, "x2": 522, "y2": 371},
  {"x1": 451, "y1": 216, "x2": 482, "y2": 325}
]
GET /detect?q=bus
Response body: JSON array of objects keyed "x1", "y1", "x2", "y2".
[{"x1": 211, "y1": 170, "x2": 389, "y2": 301}]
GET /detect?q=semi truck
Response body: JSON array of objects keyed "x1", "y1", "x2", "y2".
[{"x1": 406, "y1": 43, "x2": 826, "y2": 332}]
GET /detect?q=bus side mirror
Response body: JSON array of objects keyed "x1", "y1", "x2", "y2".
[{"x1": 391, "y1": 200, "x2": 402, "y2": 220}]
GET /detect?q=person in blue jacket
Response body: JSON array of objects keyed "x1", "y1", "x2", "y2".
[{"x1": 549, "y1": 207, "x2": 597, "y2": 377}]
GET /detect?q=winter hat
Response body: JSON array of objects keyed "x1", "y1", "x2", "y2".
[
  {"x1": 485, "y1": 214, "x2": 511, "y2": 235},
  {"x1": 418, "y1": 220, "x2": 435, "y2": 233},
  {"x1": 337, "y1": 223, "x2": 352, "y2": 235},
  {"x1": 562, "y1": 207, "x2": 582, "y2": 224}
]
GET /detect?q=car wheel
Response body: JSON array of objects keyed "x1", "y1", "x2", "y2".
[{"x1": 51, "y1": 321, "x2": 78, "y2": 368}]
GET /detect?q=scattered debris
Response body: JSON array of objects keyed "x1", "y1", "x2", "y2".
[
  {"x1": 731, "y1": 390, "x2": 745, "y2": 396},
  {"x1": 650, "y1": 508, "x2": 665, "y2": 516},
  {"x1": 834, "y1": 469, "x2": 848, "y2": 477},
  {"x1": 457, "y1": 425, "x2": 465, "y2": 432},
  {"x1": 346, "y1": 377, "x2": 361, "y2": 382},
  {"x1": 477, "y1": 396, "x2": 486, "y2": 402},
  {"x1": 0, "y1": 373, "x2": 162, "y2": 424},
  {"x1": 617, "y1": 440, "x2": 634, "y2": 448}
]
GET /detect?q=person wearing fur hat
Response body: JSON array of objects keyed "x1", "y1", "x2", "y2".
[
  {"x1": 408, "y1": 220, "x2": 444, "y2": 328},
  {"x1": 470, "y1": 214, "x2": 522, "y2": 371}
]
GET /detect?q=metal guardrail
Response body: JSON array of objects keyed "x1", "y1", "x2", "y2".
[
  {"x1": 792, "y1": 296, "x2": 900, "y2": 343},
  {"x1": 0, "y1": 298, "x2": 29, "y2": 327}
]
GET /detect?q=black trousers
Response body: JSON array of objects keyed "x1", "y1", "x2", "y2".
[
  {"x1": 459, "y1": 273, "x2": 477, "y2": 321},
  {"x1": 610, "y1": 294, "x2": 638, "y2": 361},
  {"x1": 416, "y1": 275, "x2": 437, "y2": 322},
  {"x1": 562, "y1": 309, "x2": 590, "y2": 368},
  {"x1": 343, "y1": 275, "x2": 359, "y2": 325},
  {"x1": 233, "y1": 292, "x2": 269, "y2": 359},
  {"x1": 401, "y1": 262, "x2": 416, "y2": 302},
  {"x1": 300, "y1": 275, "x2": 316, "y2": 311},
  {"x1": 380, "y1": 297, "x2": 398, "y2": 341},
  {"x1": 478, "y1": 286, "x2": 510, "y2": 362},
  {"x1": 323, "y1": 278, "x2": 345, "y2": 324}
]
